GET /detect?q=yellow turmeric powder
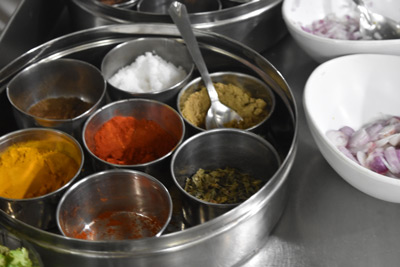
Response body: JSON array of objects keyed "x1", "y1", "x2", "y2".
[{"x1": 0, "y1": 139, "x2": 81, "y2": 199}]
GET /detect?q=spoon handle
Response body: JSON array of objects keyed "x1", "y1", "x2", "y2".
[{"x1": 168, "y1": 1, "x2": 219, "y2": 102}]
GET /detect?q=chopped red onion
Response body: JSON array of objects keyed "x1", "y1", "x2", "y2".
[
  {"x1": 301, "y1": 13, "x2": 362, "y2": 40},
  {"x1": 339, "y1": 126, "x2": 355, "y2": 137},
  {"x1": 326, "y1": 130, "x2": 349, "y2": 147},
  {"x1": 384, "y1": 147, "x2": 400, "y2": 174},
  {"x1": 326, "y1": 115, "x2": 400, "y2": 178},
  {"x1": 348, "y1": 128, "x2": 370, "y2": 150}
]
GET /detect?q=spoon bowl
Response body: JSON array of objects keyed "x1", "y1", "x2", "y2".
[
  {"x1": 168, "y1": 1, "x2": 242, "y2": 130},
  {"x1": 353, "y1": 0, "x2": 400, "y2": 40}
]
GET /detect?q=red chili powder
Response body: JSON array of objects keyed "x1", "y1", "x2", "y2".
[
  {"x1": 93, "y1": 116, "x2": 179, "y2": 165},
  {"x1": 72, "y1": 210, "x2": 163, "y2": 240}
]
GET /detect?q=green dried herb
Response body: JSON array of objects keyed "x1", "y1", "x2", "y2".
[
  {"x1": 0, "y1": 244, "x2": 33, "y2": 267},
  {"x1": 184, "y1": 167, "x2": 264, "y2": 204}
]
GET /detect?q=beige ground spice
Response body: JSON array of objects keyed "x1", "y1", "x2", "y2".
[{"x1": 181, "y1": 82, "x2": 268, "y2": 129}]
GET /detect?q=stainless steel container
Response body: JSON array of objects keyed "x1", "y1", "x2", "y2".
[
  {"x1": 177, "y1": 71, "x2": 276, "y2": 135},
  {"x1": 0, "y1": 24, "x2": 297, "y2": 266},
  {"x1": 57, "y1": 169, "x2": 173, "y2": 240},
  {"x1": 101, "y1": 37, "x2": 194, "y2": 105},
  {"x1": 68, "y1": 0, "x2": 286, "y2": 52},
  {"x1": 82, "y1": 98, "x2": 185, "y2": 185},
  {"x1": 171, "y1": 128, "x2": 281, "y2": 226},
  {"x1": 0, "y1": 128, "x2": 84, "y2": 230},
  {"x1": 7, "y1": 58, "x2": 107, "y2": 141}
]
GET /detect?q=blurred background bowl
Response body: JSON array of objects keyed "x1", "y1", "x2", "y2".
[
  {"x1": 304, "y1": 53, "x2": 400, "y2": 202},
  {"x1": 83, "y1": 98, "x2": 185, "y2": 185},
  {"x1": 137, "y1": 0, "x2": 222, "y2": 14},
  {"x1": 0, "y1": 128, "x2": 84, "y2": 229},
  {"x1": 282, "y1": 0, "x2": 400, "y2": 63},
  {"x1": 101, "y1": 37, "x2": 194, "y2": 107},
  {"x1": 171, "y1": 128, "x2": 281, "y2": 225},
  {"x1": 6, "y1": 58, "x2": 107, "y2": 141},
  {"x1": 177, "y1": 71, "x2": 275, "y2": 135},
  {"x1": 57, "y1": 169, "x2": 172, "y2": 241},
  {"x1": 68, "y1": 0, "x2": 286, "y2": 53},
  {"x1": 0, "y1": 227, "x2": 43, "y2": 267},
  {"x1": 97, "y1": 0, "x2": 138, "y2": 9}
]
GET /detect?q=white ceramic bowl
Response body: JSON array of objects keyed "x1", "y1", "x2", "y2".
[
  {"x1": 282, "y1": 0, "x2": 400, "y2": 63},
  {"x1": 303, "y1": 54, "x2": 400, "y2": 202}
]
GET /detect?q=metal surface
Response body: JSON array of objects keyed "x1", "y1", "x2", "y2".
[
  {"x1": 7, "y1": 58, "x2": 107, "y2": 140},
  {"x1": 68, "y1": 0, "x2": 286, "y2": 52},
  {"x1": 4, "y1": 1, "x2": 400, "y2": 266},
  {"x1": 0, "y1": 0, "x2": 68, "y2": 69},
  {"x1": 101, "y1": 37, "x2": 194, "y2": 105},
  {"x1": 177, "y1": 72, "x2": 275, "y2": 134},
  {"x1": 82, "y1": 98, "x2": 185, "y2": 185},
  {"x1": 240, "y1": 33, "x2": 400, "y2": 267},
  {"x1": 0, "y1": 23, "x2": 296, "y2": 266},
  {"x1": 57, "y1": 169, "x2": 173, "y2": 240},
  {"x1": 353, "y1": 0, "x2": 400, "y2": 40},
  {"x1": 0, "y1": 128, "x2": 84, "y2": 230},
  {"x1": 137, "y1": 0, "x2": 222, "y2": 14},
  {"x1": 171, "y1": 128, "x2": 281, "y2": 225}
]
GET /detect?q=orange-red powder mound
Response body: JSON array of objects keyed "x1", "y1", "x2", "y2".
[{"x1": 94, "y1": 116, "x2": 178, "y2": 165}]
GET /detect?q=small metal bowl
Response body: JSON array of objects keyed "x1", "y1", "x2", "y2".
[
  {"x1": 177, "y1": 71, "x2": 276, "y2": 135},
  {"x1": 6, "y1": 58, "x2": 107, "y2": 141},
  {"x1": 0, "y1": 128, "x2": 84, "y2": 230},
  {"x1": 0, "y1": 228, "x2": 44, "y2": 267},
  {"x1": 57, "y1": 169, "x2": 173, "y2": 241},
  {"x1": 137, "y1": 0, "x2": 222, "y2": 14},
  {"x1": 170, "y1": 128, "x2": 281, "y2": 225},
  {"x1": 101, "y1": 37, "x2": 194, "y2": 107},
  {"x1": 82, "y1": 98, "x2": 185, "y2": 185}
]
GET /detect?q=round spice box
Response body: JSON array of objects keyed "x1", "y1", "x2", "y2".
[{"x1": 0, "y1": 24, "x2": 297, "y2": 267}]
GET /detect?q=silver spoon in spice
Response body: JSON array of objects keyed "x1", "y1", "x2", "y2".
[{"x1": 168, "y1": 1, "x2": 243, "y2": 130}]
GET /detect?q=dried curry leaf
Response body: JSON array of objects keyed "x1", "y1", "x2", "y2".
[{"x1": 184, "y1": 167, "x2": 264, "y2": 204}]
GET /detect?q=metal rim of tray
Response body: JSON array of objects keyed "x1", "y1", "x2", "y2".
[
  {"x1": 0, "y1": 23, "x2": 298, "y2": 265},
  {"x1": 71, "y1": 0, "x2": 283, "y2": 25}
]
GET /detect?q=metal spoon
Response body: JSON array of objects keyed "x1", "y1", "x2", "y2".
[
  {"x1": 168, "y1": 1, "x2": 242, "y2": 130},
  {"x1": 353, "y1": 0, "x2": 400, "y2": 40}
]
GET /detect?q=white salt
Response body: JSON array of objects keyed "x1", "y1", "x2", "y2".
[{"x1": 108, "y1": 52, "x2": 188, "y2": 93}]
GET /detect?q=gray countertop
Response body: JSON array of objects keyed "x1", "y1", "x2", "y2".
[
  {"x1": 244, "y1": 34, "x2": 400, "y2": 267},
  {"x1": 2, "y1": 1, "x2": 400, "y2": 266}
]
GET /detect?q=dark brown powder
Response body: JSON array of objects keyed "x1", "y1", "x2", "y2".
[{"x1": 28, "y1": 97, "x2": 93, "y2": 120}]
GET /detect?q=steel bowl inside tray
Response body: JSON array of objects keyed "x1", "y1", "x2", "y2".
[{"x1": 0, "y1": 23, "x2": 297, "y2": 267}]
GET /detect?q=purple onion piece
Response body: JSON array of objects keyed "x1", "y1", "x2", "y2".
[
  {"x1": 339, "y1": 126, "x2": 355, "y2": 137},
  {"x1": 326, "y1": 130, "x2": 349, "y2": 147},
  {"x1": 338, "y1": 146, "x2": 358, "y2": 163},
  {"x1": 365, "y1": 122, "x2": 383, "y2": 141},
  {"x1": 348, "y1": 128, "x2": 370, "y2": 150},
  {"x1": 384, "y1": 147, "x2": 400, "y2": 174},
  {"x1": 327, "y1": 115, "x2": 400, "y2": 178},
  {"x1": 367, "y1": 152, "x2": 388, "y2": 174}
]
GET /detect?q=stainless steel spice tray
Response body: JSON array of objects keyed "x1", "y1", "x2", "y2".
[{"x1": 0, "y1": 24, "x2": 297, "y2": 266}]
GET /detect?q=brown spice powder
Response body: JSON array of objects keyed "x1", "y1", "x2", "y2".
[{"x1": 28, "y1": 97, "x2": 93, "y2": 120}]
